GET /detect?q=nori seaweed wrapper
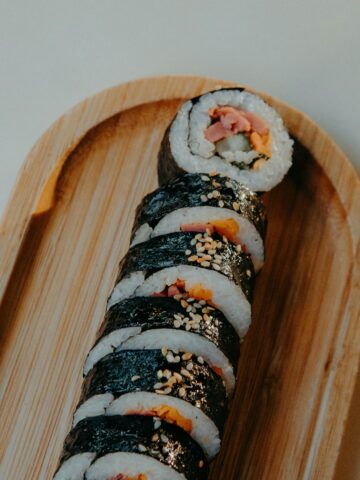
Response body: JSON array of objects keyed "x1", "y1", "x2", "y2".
[
  {"x1": 158, "y1": 88, "x2": 246, "y2": 186},
  {"x1": 132, "y1": 172, "x2": 267, "y2": 241},
  {"x1": 117, "y1": 232, "x2": 255, "y2": 302},
  {"x1": 81, "y1": 349, "x2": 228, "y2": 431},
  {"x1": 61, "y1": 415, "x2": 208, "y2": 480},
  {"x1": 95, "y1": 296, "x2": 240, "y2": 367}
]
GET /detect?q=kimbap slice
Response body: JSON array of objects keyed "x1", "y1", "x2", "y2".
[
  {"x1": 54, "y1": 415, "x2": 208, "y2": 480},
  {"x1": 108, "y1": 231, "x2": 255, "y2": 337},
  {"x1": 158, "y1": 87, "x2": 293, "y2": 192},
  {"x1": 77, "y1": 350, "x2": 228, "y2": 458},
  {"x1": 131, "y1": 173, "x2": 267, "y2": 271},
  {"x1": 84, "y1": 296, "x2": 240, "y2": 375}
]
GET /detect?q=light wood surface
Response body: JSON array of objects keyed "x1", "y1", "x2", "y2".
[{"x1": 0, "y1": 76, "x2": 359, "y2": 479}]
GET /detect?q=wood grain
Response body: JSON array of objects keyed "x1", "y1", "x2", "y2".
[{"x1": 0, "y1": 76, "x2": 359, "y2": 479}]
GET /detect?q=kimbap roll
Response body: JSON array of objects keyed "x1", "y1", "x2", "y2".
[
  {"x1": 108, "y1": 231, "x2": 255, "y2": 338},
  {"x1": 158, "y1": 87, "x2": 293, "y2": 191},
  {"x1": 131, "y1": 173, "x2": 267, "y2": 271},
  {"x1": 76, "y1": 349, "x2": 228, "y2": 458},
  {"x1": 84, "y1": 296, "x2": 240, "y2": 375},
  {"x1": 54, "y1": 415, "x2": 208, "y2": 480}
]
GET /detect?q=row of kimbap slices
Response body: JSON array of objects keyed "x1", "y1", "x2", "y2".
[{"x1": 54, "y1": 88, "x2": 292, "y2": 480}]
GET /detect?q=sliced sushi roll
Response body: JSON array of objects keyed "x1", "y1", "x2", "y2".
[
  {"x1": 131, "y1": 173, "x2": 267, "y2": 271},
  {"x1": 76, "y1": 349, "x2": 227, "y2": 458},
  {"x1": 158, "y1": 87, "x2": 293, "y2": 192},
  {"x1": 54, "y1": 415, "x2": 208, "y2": 480},
  {"x1": 108, "y1": 231, "x2": 255, "y2": 338},
  {"x1": 84, "y1": 296, "x2": 240, "y2": 375}
]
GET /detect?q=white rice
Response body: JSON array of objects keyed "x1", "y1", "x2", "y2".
[
  {"x1": 169, "y1": 89, "x2": 293, "y2": 192},
  {"x1": 86, "y1": 452, "x2": 186, "y2": 480},
  {"x1": 53, "y1": 453, "x2": 96, "y2": 480},
  {"x1": 131, "y1": 205, "x2": 264, "y2": 271}
]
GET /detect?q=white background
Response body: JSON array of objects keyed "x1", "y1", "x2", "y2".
[{"x1": 1, "y1": 0, "x2": 359, "y2": 478}]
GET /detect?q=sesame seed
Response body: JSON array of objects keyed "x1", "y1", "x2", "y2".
[
  {"x1": 190, "y1": 239, "x2": 196, "y2": 246},
  {"x1": 185, "y1": 324, "x2": 191, "y2": 331},
  {"x1": 154, "y1": 382, "x2": 164, "y2": 389},
  {"x1": 196, "y1": 246, "x2": 205, "y2": 253},
  {"x1": 232, "y1": 201, "x2": 240, "y2": 211},
  {"x1": 160, "y1": 434, "x2": 169, "y2": 443},
  {"x1": 161, "y1": 347, "x2": 168, "y2": 356},
  {"x1": 195, "y1": 233, "x2": 202, "y2": 240},
  {"x1": 181, "y1": 368, "x2": 192, "y2": 378},
  {"x1": 162, "y1": 446, "x2": 170, "y2": 453},
  {"x1": 172, "y1": 348, "x2": 179, "y2": 354},
  {"x1": 163, "y1": 387, "x2": 172, "y2": 394},
  {"x1": 152, "y1": 433, "x2": 159, "y2": 441},
  {"x1": 154, "y1": 420, "x2": 161, "y2": 429},
  {"x1": 185, "y1": 249, "x2": 191, "y2": 255},
  {"x1": 167, "y1": 376, "x2": 177, "y2": 386},
  {"x1": 181, "y1": 299, "x2": 188, "y2": 308},
  {"x1": 164, "y1": 369, "x2": 172, "y2": 378},
  {"x1": 174, "y1": 320, "x2": 181, "y2": 328},
  {"x1": 201, "y1": 175, "x2": 210, "y2": 181},
  {"x1": 182, "y1": 352, "x2": 192, "y2": 360},
  {"x1": 212, "y1": 263, "x2": 221, "y2": 271},
  {"x1": 199, "y1": 460, "x2": 204, "y2": 468},
  {"x1": 236, "y1": 244, "x2": 242, "y2": 252},
  {"x1": 131, "y1": 375, "x2": 141, "y2": 381},
  {"x1": 157, "y1": 370, "x2": 163, "y2": 378},
  {"x1": 199, "y1": 300, "x2": 206, "y2": 305},
  {"x1": 208, "y1": 249, "x2": 216, "y2": 255},
  {"x1": 197, "y1": 356, "x2": 204, "y2": 364},
  {"x1": 209, "y1": 171, "x2": 217, "y2": 176},
  {"x1": 225, "y1": 181, "x2": 232, "y2": 188},
  {"x1": 179, "y1": 387, "x2": 186, "y2": 397},
  {"x1": 138, "y1": 444, "x2": 147, "y2": 452},
  {"x1": 203, "y1": 314, "x2": 210, "y2": 321},
  {"x1": 200, "y1": 194, "x2": 208, "y2": 202},
  {"x1": 166, "y1": 353, "x2": 174, "y2": 363},
  {"x1": 207, "y1": 192, "x2": 213, "y2": 199},
  {"x1": 173, "y1": 356, "x2": 181, "y2": 363},
  {"x1": 186, "y1": 305, "x2": 192, "y2": 313},
  {"x1": 188, "y1": 255, "x2": 198, "y2": 262},
  {"x1": 187, "y1": 297, "x2": 194, "y2": 302},
  {"x1": 186, "y1": 362, "x2": 194, "y2": 371},
  {"x1": 212, "y1": 180, "x2": 221, "y2": 188},
  {"x1": 201, "y1": 261, "x2": 210, "y2": 267},
  {"x1": 155, "y1": 389, "x2": 166, "y2": 395},
  {"x1": 173, "y1": 372, "x2": 183, "y2": 381},
  {"x1": 246, "y1": 269, "x2": 252, "y2": 277},
  {"x1": 218, "y1": 200, "x2": 225, "y2": 207}
]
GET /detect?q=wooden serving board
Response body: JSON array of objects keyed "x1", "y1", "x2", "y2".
[{"x1": 0, "y1": 76, "x2": 359, "y2": 480}]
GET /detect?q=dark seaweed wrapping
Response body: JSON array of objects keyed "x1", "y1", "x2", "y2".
[
  {"x1": 132, "y1": 172, "x2": 266, "y2": 241},
  {"x1": 94, "y1": 296, "x2": 240, "y2": 367},
  {"x1": 81, "y1": 349, "x2": 228, "y2": 431},
  {"x1": 61, "y1": 415, "x2": 209, "y2": 480},
  {"x1": 117, "y1": 232, "x2": 255, "y2": 302}
]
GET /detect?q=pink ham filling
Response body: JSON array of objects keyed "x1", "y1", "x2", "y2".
[{"x1": 205, "y1": 106, "x2": 269, "y2": 143}]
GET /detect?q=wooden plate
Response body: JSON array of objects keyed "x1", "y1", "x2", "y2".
[{"x1": 0, "y1": 76, "x2": 359, "y2": 479}]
